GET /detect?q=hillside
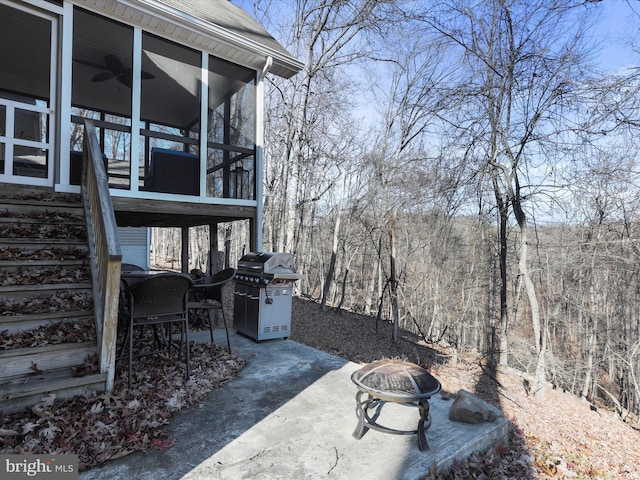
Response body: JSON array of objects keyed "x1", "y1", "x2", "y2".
[
  {"x1": 1, "y1": 291, "x2": 638, "y2": 477},
  {"x1": 290, "y1": 297, "x2": 640, "y2": 479}
]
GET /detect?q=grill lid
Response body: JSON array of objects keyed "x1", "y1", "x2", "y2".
[{"x1": 238, "y1": 252, "x2": 295, "y2": 273}]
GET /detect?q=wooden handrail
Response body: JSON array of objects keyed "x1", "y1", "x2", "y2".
[{"x1": 81, "y1": 119, "x2": 122, "y2": 392}]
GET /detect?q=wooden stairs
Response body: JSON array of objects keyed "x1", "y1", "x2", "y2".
[{"x1": 0, "y1": 185, "x2": 107, "y2": 413}]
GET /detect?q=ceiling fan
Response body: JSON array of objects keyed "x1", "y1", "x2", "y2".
[{"x1": 75, "y1": 54, "x2": 155, "y2": 88}]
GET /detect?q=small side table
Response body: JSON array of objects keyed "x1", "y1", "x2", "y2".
[{"x1": 351, "y1": 359, "x2": 441, "y2": 451}]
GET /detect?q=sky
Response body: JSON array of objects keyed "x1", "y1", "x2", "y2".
[
  {"x1": 232, "y1": 0, "x2": 640, "y2": 224},
  {"x1": 233, "y1": 0, "x2": 639, "y2": 73},
  {"x1": 595, "y1": 0, "x2": 640, "y2": 72}
]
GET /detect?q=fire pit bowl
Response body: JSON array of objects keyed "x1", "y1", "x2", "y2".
[{"x1": 351, "y1": 359, "x2": 441, "y2": 451}]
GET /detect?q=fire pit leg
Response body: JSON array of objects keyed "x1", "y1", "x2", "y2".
[
  {"x1": 353, "y1": 390, "x2": 369, "y2": 439},
  {"x1": 417, "y1": 400, "x2": 431, "y2": 451}
]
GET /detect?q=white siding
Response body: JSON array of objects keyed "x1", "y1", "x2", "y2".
[{"x1": 118, "y1": 227, "x2": 150, "y2": 269}]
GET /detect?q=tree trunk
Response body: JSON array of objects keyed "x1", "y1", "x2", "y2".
[
  {"x1": 581, "y1": 324, "x2": 595, "y2": 400},
  {"x1": 209, "y1": 223, "x2": 219, "y2": 274},
  {"x1": 390, "y1": 211, "x2": 399, "y2": 342},
  {"x1": 496, "y1": 189, "x2": 509, "y2": 367},
  {"x1": 336, "y1": 268, "x2": 349, "y2": 311},
  {"x1": 518, "y1": 219, "x2": 546, "y2": 399},
  {"x1": 321, "y1": 250, "x2": 337, "y2": 311},
  {"x1": 365, "y1": 236, "x2": 382, "y2": 316},
  {"x1": 321, "y1": 207, "x2": 341, "y2": 311}
]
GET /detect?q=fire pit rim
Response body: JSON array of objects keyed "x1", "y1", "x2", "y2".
[{"x1": 350, "y1": 358, "x2": 441, "y2": 403}]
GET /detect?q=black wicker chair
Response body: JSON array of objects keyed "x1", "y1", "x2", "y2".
[
  {"x1": 120, "y1": 272, "x2": 193, "y2": 387},
  {"x1": 121, "y1": 263, "x2": 144, "y2": 272},
  {"x1": 188, "y1": 268, "x2": 236, "y2": 353}
]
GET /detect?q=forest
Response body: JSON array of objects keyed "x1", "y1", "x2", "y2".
[{"x1": 150, "y1": 0, "x2": 640, "y2": 426}]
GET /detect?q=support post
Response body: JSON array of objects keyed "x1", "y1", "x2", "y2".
[{"x1": 181, "y1": 227, "x2": 189, "y2": 273}]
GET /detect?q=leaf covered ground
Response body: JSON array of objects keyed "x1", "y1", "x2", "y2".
[{"x1": 0, "y1": 344, "x2": 245, "y2": 471}]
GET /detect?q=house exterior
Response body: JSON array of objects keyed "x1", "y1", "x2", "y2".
[
  {"x1": 1, "y1": 0, "x2": 301, "y2": 241},
  {"x1": 0, "y1": 0, "x2": 302, "y2": 399}
]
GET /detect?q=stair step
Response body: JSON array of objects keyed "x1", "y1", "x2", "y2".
[
  {"x1": 0, "y1": 246, "x2": 89, "y2": 261},
  {"x1": 0, "y1": 290, "x2": 93, "y2": 320},
  {"x1": 0, "y1": 205, "x2": 84, "y2": 219},
  {"x1": 0, "y1": 264, "x2": 90, "y2": 288},
  {"x1": 0, "y1": 259, "x2": 87, "y2": 268},
  {"x1": 0, "y1": 223, "x2": 87, "y2": 240},
  {"x1": 0, "y1": 215, "x2": 85, "y2": 226},
  {"x1": 0, "y1": 310, "x2": 95, "y2": 334},
  {"x1": 0, "y1": 342, "x2": 98, "y2": 378},
  {"x1": 0, "y1": 282, "x2": 91, "y2": 295},
  {"x1": 0, "y1": 238, "x2": 88, "y2": 248},
  {"x1": 0, "y1": 196, "x2": 81, "y2": 205},
  {"x1": 0, "y1": 370, "x2": 107, "y2": 414},
  {"x1": 0, "y1": 188, "x2": 81, "y2": 207}
]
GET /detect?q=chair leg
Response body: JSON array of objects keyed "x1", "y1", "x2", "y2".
[
  {"x1": 152, "y1": 325, "x2": 165, "y2": 350},
  {"x1": 220, "y1": 308, "x2": 231, "y2": 354},
  {"x1": 128, "y1": 322, "x2": 134, "y2": 388},
  {"x1": 207, "y1": 309, "x2": 215, "y2": 347},
  {"x1": 125, "y1": 318, "x2": 190, "y2": 388},
  {"x1": 184, "y1": 318, "x2": 190, "y2": 380},
  {"x1": 116, "y1": 322, "x2": 130, "y2": 363}
]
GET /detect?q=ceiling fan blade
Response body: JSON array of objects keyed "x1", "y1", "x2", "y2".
[
  {"x1": 115, "y1": 69, "x2": 154, "y2": 87},
  {"x1": 104, "y1": 54, "x2": 125, "y2": 75},
  {"x1": 92, "y1": 71, "x2": 115, "y2": 82},
  {"x1": 79, "y1": 55, "x2": 153, "y2": 87},
  {"x1": 73, "y1": 58, "x2": 108, "y2": 70},
  {"x1": 117, "y1": 72, "x2": 133, "y2": 88}
]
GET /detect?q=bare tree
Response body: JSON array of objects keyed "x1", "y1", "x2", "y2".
[
  {"x1": 257, "y1": 0, "x2": 397, "y2": 257},
  {"x1": 426, "y1": 0, "x2": 600, "y2": 398}
]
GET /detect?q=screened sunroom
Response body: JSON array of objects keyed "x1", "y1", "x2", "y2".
[{"x1": 0, "y1": 0, "x2": 302, "y2": 239}]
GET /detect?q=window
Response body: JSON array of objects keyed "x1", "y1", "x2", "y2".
[{"x1": 206, "y1": 56, "x2": 256, "y2": 199}]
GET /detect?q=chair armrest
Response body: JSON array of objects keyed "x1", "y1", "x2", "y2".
[{"x1": 192, "y1": 281, "x2": 226, "y2": 288}]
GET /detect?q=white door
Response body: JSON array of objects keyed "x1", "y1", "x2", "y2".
[{"x1": 0, "y1": 2, "x2": 57, "y2": 187}]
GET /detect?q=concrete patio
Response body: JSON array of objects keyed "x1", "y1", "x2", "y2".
[{"x1": 80, "y1": 330, "x2": 508, "y2": 480}]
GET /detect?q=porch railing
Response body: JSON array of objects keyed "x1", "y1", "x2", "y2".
[{"x1": 81, "y1": 119, "x2": 122, "y2": 392}]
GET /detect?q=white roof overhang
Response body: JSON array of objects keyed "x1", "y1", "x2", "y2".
[{"x1": 72, "y1": 0, "x2": 303, "y2": 78}]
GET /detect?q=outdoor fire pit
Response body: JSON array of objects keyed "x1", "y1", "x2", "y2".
[{"x1": 351, "y1": 359, "x2": 441, "y2": 451}]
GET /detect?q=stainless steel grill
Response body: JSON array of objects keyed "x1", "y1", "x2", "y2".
[{"x1": 234, "y1": 252, "x2": 304, "y2": 342}]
